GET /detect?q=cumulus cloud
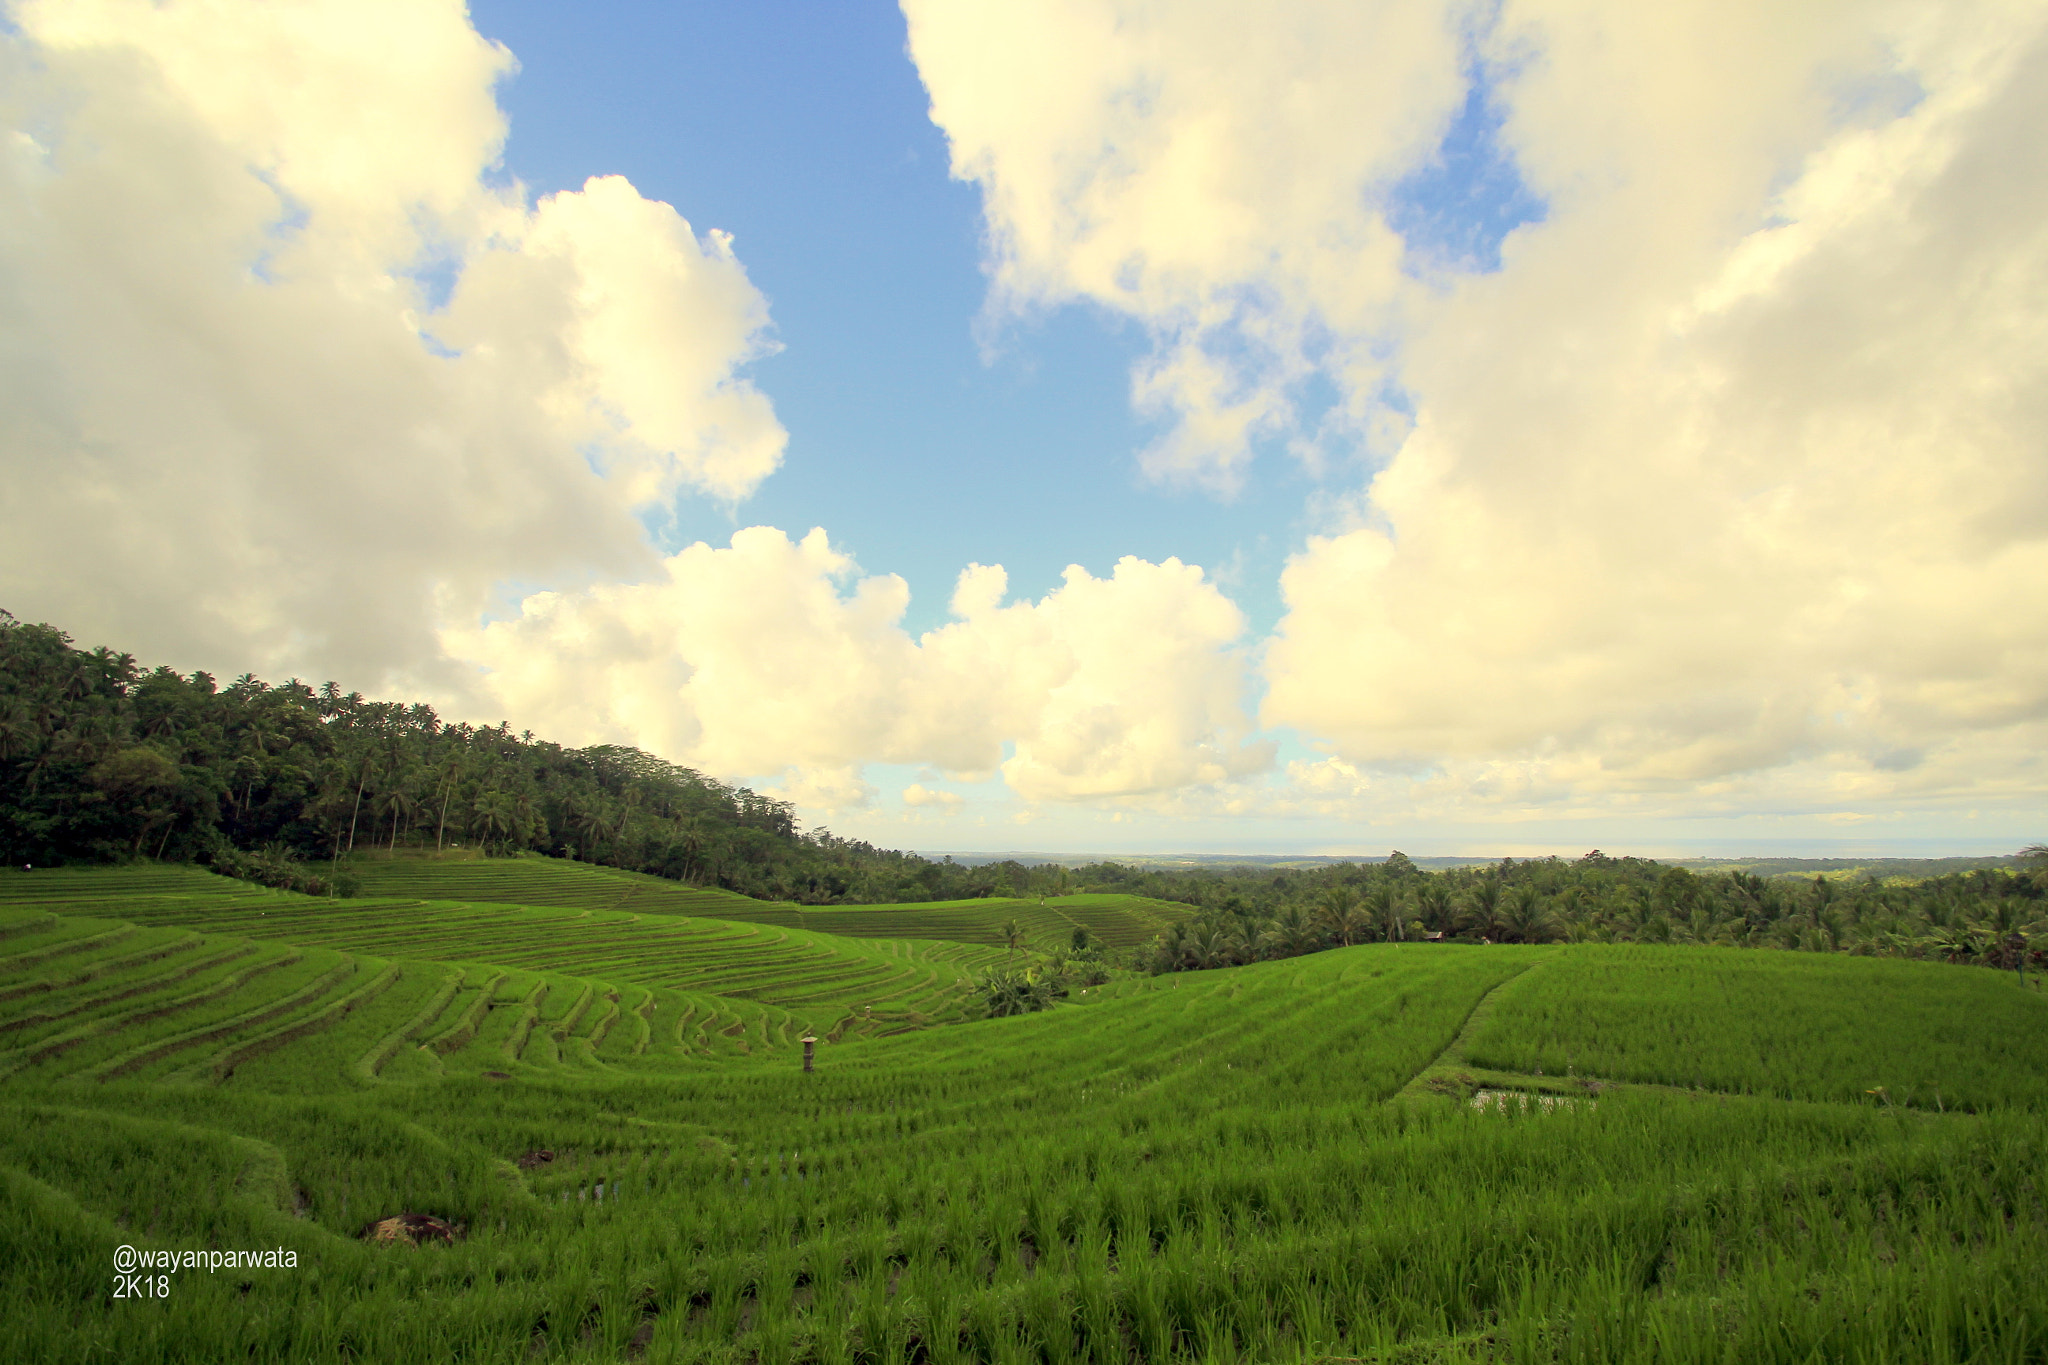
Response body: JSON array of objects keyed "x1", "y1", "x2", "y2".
[
  {"x1": 902, "y1": 0, "x2": 1465, "y2": 490},
  {"x1": 1262, "y1": 1, "x2": 2048, "y2": 809},
  {"x1": 0, "y1": 0, "x2": 784, "y2": 694},
  {"x1": 443, "y1": 529, "x2": 1270, "y2": 802},
  {"x1": 902, "y1": 784, "x2": 966, "y2": 813},
  {"x1": 911, "y1": 0, "x2": 2048, "y2": 817}
]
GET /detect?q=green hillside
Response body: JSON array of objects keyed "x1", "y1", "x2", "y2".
[
  {"x1": 0, "y1": 866, "x2": 1008, "y2": 1037},
  {"x1": 3, "y1": 865, "x2": 2044, "y2": 1363},
  {"x1": 346, "y1": 852, "x2": 1198, "y2": 949},
  {"x1": 653, "y1": 890, "x2": 1198, "y2": 948},
  {"x1": 344, "y1": 851, "x2": 775, "y2": 917},
  {"x1": 0, "y1": 908, "x2": 823, "y2": 1086}
]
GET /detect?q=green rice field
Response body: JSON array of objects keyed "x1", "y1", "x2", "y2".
[
  {"x1": 682, "y1": 893, "x2": 1198, "y2": 950},
  {"x1": 346, "y1": 854, "x2": 1199, "y2": 950},
  {"x1": 345, "y1": 854, "x2": 777, "y2": 919},
  {"x1": 1, "y1": 863, "x2": 2044, "y2": 1363}
]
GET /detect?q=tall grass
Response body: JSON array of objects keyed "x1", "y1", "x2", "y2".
[
  {"x1": 1, "y1": 874, "x2": 2044, "y2": 1361},
  {"x1": 1464, "y1": 944, "x2": 2048, "y2": 1112}
]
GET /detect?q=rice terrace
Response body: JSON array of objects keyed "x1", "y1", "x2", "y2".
[{"x1": 0, "y1": 615, "x2": 2042, "y2": 1363}]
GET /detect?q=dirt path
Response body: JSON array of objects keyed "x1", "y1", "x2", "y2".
[{"x1": 1396, "y1": 954, "x2": 1555, "y2": 1100}]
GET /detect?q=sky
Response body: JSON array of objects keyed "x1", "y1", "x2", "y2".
[{"x1": 2, "y1": 0, "x2": 2045, "y2": 859}]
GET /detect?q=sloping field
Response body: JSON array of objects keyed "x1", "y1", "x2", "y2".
[
  {"x1": 344, "y1": 852, "x2": 771, "y2": 917},
  {"x1": 5, "y1": 934, "x2": 2044, "y2": 1363},
  {"x1": 346, "y1": 854, "x2": 1198, "y2": 949},
  {"x1": 1462, "y1": 943, "x2": 2048, "y2": 1112},
  {"x1": 663, "y1": 890, "x2": 1199, "y2": 948},
  {"x1": 0, "y1": 868, "x2": 1007, "y2": 1034},
  {"x1": 0, "y1": 863, "x2": 277, "y2": 909},
  {"x1": 0, "y1": 907, "x2": 814, "y2": 1088}
]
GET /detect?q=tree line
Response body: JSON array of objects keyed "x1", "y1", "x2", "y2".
[
  {"x1": 5, "y1": 610, "x2": 2042, "y2": 974},
  {"x1": 0, "y1": 612, "x2": 920, "y2": 900},
  {"x1": 1122, "y1": 848, "x2": 2048, "y2": 977}
]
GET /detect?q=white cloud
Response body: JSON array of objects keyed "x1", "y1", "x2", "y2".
[
  {"x1": 0, "y1": 0, "x2": 783, "y2": 694},
  {"x1": 911, "y1": 0, "x2": 2048, "y2": 819},
  {"x1": 444, "y1": 529, "x2": 1271, "y2": 805},
  {"x1": 903, "y1": 0, "x2": 1465, "y2": 490},
  {"x1": 902, "y1": 783, "x2": 966, "y2": 813},
  {"x1": 1261, "y1": 0, "x2": 2048, "y2": 808}
]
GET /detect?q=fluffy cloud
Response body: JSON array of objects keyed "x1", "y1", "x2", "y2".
[
  {"x1": 903, "y1": 0, "x2": 1465, "y2": 489},
  {"x1": 912, "y1": 0, "x2": 2048, "y2": 817},
  {"x1": 443, "y1": 529, "x2": 1270, "y2": 802},
  {"x1": 1263, "y1": 1, "x2": 2048, "y2": 807},
  {"x1": 0, "y1": 0, "x2": 783, "y2": 695}
]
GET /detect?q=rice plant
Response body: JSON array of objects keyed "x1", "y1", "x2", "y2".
[{"x1": 1, "y1": 869, "x2": 2043, "y2": 1362}]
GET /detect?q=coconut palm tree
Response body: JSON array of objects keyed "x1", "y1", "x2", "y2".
[
  {"x1": 375, "y1": 786, "x2": 418, "y2": 852},
  {"x1": 1315, "y1": 888, "x2": 1368, "y2": 946},
  {"x1": 1258, "y1": 905, "x2": 1320, "y2": 959},
  {"x1": 1414, "y1": 881, "x2": 1454, "y2": 935},
  {"x1": 1366, "y1": 884, "x2": 1405, "y2": 942},
  {"x1": 1501, "y1": 886, "x2": 1556, "y2": 944},
  {"x1": 1187, "y1": 922, "x2": 1242, "y2": 970},
  {"x1": 469, "y1": 791, "x2": 516, "y2": 853},
  {"x1": 1465, "y1": 878, "x2": 1506, "y2": 941}
]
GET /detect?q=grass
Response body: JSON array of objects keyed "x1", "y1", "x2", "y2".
[
  {"x1": 685, "y1": 891, "x2": 1200, "y2": 949},
  {"x1": 0, "y1": 866, "x2": 2044, "y2": 1362},
  {"x1": 344, "y1": 851, "x2": 1201, "y2": 949},
  {"x1": 1461, "y1": 944, "x2": 2048, "y2": 1112},
  {"x1": 0, "y1": 867, "x2": 1010, "y2": 1036},
  {"x1": 344, "y1": 850, "x2": 771, "y2": 919}
]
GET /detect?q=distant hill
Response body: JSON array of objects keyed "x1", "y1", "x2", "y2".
[
  {"x1": 923, "y1": 850, "x2": 2033, "y2": 882},
  {"x1": 1670, "y1": 855, "x2": 2028, "y2": 882}
]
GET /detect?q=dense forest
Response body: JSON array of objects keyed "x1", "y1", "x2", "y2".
[
  {"x1": 1117, "y1": 848, "x2": 2047, "y2": 974},
  {"x1": 3, "y1": 611, "x2": 2042, "y2": 975},
  {"x1": 0, "y1": 611, "x2": 915, "y2": 901}
]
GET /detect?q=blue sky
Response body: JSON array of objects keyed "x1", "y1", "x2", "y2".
[
  {"x1": 467, "y1": 0, "x2": 1322, "y2": 641},
  {"x1": 3, "y1": 0, "x2": 2043, "y2": 858}
]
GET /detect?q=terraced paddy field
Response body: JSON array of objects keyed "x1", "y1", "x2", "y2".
[
  {"x1": 1, "y1": 868, "x2": 2044, "y2": 1364},
  {"x1": 0, "y1": 905, "x2": 826, "y2": 1086},
  {"x1": 347, "y1": 854, "x2": 774, "y2": 919},
  {"x1": 0, "y1": 867, "x2": 1008, "y2": 1036},
  {"x1": 688, "y1": 892, "x2": 1199, "y2": 949},
  {"x1": 349, "y1": 854, "x2": 1199, "y2": 950}
]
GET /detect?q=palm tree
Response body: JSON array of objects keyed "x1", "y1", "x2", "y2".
[
  {"x1": 375, "y1": 787, "x2": 418, "y2": 852},
  {"x1": 1154, "y1": 922, "x2": 1190, "y2": 972},
  {"x1": 1315, "y1": 888, "x2": 1366, "y2": 946},
  {"x1": 469, "y1": 791, "x2": 516, "y2": 853},
  {"x1": 1501, "y1": 886, "x2": 1556, "y2": 944},
  {"x1": 571, "y1": 801, "x2": 611, "y2": 857},
  {"x1": 432, "y1": 758, "x2": 464, "y2": 854},
  {"x1": 512, "y1": 789, "x2": 543, "y2": 845},
  {"x1": 679, "y1": 820, "x2": 705, "y2": 881},
  {"x1": 1186, "y1": 922, "x2": 1242, "y2": 970},
  {"x1": 1258, "y1": 905, "x2": 1320, "y2": 959},
  {"x1": 998, "y1": 917, "x2": 1026, "y2": 956},
  {"x1": 1465, "y1": 878, "x2": 1506, "y2": 941},
  {"x1": 344, "y1": 752, "x2": 375, "y2": 854},
  {"x1": 1366, "y1": 884, "x2": 1404, "y2": 942},
  {"x1": 1414, "y1": 881, "x2": 1453, "y2": 935},
  {"x1": 224, "y1": 753, "x2": 262, "y2": 823}
]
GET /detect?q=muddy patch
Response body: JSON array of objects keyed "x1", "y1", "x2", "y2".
[
  {"x1": 515, "y1": 1148, "x2": 556, "y2": 1171},
  {"x1": 363, "y1": 1212, "x2": 462, "y2": 1247}
]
